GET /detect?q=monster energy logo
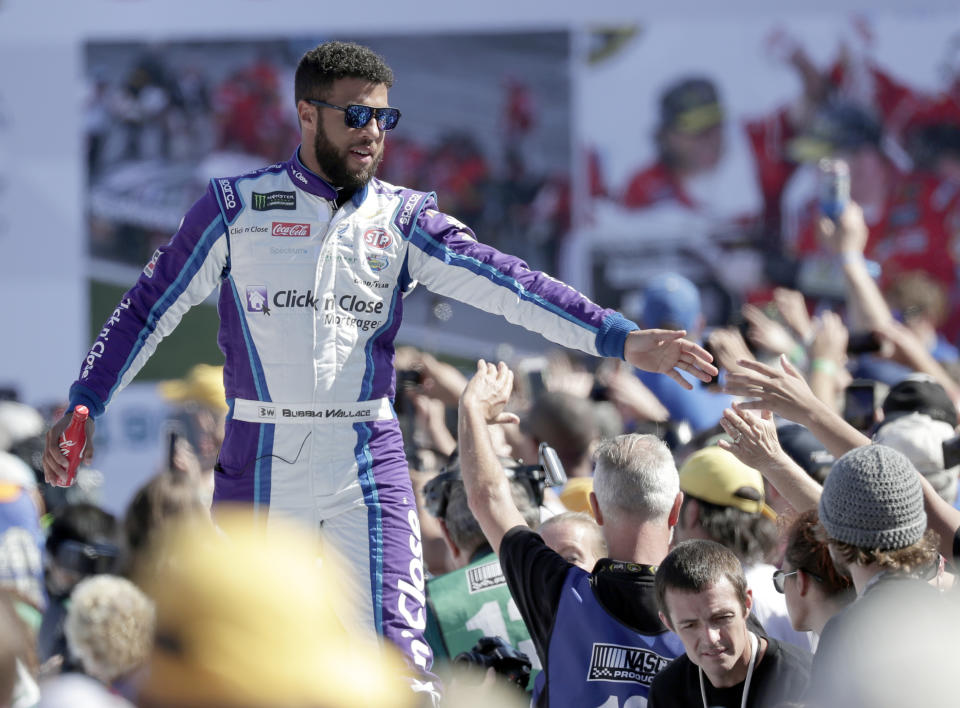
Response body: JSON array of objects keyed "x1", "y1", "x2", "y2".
[{"x1": 251, "y1": 191, "x2": 296, "y2": 211}]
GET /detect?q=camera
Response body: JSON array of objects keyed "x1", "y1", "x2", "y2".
[
  {"x1": 453, "y1": 635, "x2": 532, "y2": 689},
  {"x1": 422, "y1": 443, "x2": 567, "y2": 518}
]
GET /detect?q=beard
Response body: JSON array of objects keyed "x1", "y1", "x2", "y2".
[{"x1": 312, "y1": 123, "x2": 383, "y2": 190}]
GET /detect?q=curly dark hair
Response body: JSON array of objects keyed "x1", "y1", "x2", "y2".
[
  {"x1": 294, "y1": 41, "x2": 394, "y2": 105},
  {"x1": 826, "y1": 528, "x2": 941, "y2": 576}
]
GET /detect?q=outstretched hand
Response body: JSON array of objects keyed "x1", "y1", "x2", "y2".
[
  {"x1": 460, "y1": 360, "x2": 520, "y2": 426},
  {"x1": 723, "y1": 354, "x2": 819, "y2": 424},
  {"x1": 718, "y1": 404, "x2": 788, "y2": 471},
  {"x1": 624, "y1": 329, "x2": 717, "y2": 390}
]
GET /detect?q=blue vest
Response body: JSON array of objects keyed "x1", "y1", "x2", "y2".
[{"x1": 536, "y1": 566, "x2": 684, "y2": 707}]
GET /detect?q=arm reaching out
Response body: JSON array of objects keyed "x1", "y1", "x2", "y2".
[
  {"x1": 718, "y1": 405, "x2": 823, "y2": 512},
  {"x1": 459, "y1": 360, "x2": 526, "y2": 555},
  {"x1": 623, "y1": 329, "x2": 717, "y2": 390},
  {"x1": 724, "y1": 355, "x2": 870, "y2": 457}
]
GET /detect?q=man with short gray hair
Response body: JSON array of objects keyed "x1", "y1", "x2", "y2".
[
  {"x1": 593, "y1": 434, "x2": 682, "y2": 523},
  {"x1": 459, "y1": 360, "x2": 686, "y2": 707}
]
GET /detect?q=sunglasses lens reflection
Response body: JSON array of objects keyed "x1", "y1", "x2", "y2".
[
  {"x1": 378, "y1": 109, "x2": 400, "y2": 130},
  {"x1": 345, "y1": 105, "x2": 374, "y2": 129}
]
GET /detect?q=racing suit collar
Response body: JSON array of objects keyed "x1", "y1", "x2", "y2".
[
  {"x1": 290, "y1": 148, "x2": 369, "y2": 207},
  {"x1": 289, "y1": 148, "x2": 338, "y2": 201}
]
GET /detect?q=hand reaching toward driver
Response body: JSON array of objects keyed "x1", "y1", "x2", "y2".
[
  {"x1": 460, "y1": 360, "x2": 521, "y2": 426},
  {"x1": 773, "y1": 288, "x2": 813, "y2": 342},
  {"x1": 707, "y1": 327, "x2": 755, "y2": 376},
  {"x1": 718, "y1": 404, "x2": 790, "y2": 471},
  {"x1": 742, "y1": 303, "x2": 798, "y2": 357},
  {"x1": 723, "y1": 354, "x2": 820, "y2": 425}
]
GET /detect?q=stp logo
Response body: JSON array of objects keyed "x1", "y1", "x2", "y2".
[
  {"x1": 363, "y1": 228, "x2": 393, "y2": 250},
  {"x1": 272, "y1": 222, "x2": 311, "y2": 237}
]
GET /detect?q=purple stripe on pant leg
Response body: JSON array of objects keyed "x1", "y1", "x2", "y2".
[{"x1": 365, "y1": 420, "x2": 437, "y2": 686}]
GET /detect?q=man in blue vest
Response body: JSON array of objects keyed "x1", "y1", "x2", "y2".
[{"x1": 459, "y1": 359, "x2": 686, "y2": 707}]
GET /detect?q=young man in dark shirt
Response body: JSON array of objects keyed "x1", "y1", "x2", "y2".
[
  {"x1": 458, "y1": 360, "x2": 686, "y2": 707},
  {"x1": 650, "y1": 540, "x2": 811, "y2": 708}
]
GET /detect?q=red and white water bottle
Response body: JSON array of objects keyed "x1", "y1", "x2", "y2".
[{"x1": 57, "y1": 405, "x2": 89, "y2": 487}]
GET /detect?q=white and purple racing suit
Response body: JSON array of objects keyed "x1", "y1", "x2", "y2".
[{"x1": 68, "y1": 148, "x2": 639, "y2": 694}]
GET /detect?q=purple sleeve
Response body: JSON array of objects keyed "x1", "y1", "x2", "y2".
[
  {"x1": 69, "y1": 188, "x2": 228, "y2": 417},
  {"x1": 402, "y1": 200, "x2": 637, "y2": 359}
]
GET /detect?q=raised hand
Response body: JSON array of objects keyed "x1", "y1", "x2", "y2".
[
  {"x1": 742, "y1": 303, "x2": 798, "y2": 357},
  {"x1": 773, "y1": 288, "x2": 813, "y2": 342},
  {"x1": 718, "y1": 405, "x2": 788, "y2": 471},
  {"x1": 460, "y1": 360, "x2": 520, "y2": 426},
  {"x1": 723, "y1": 355, "x2": 819, "y2": 424}
]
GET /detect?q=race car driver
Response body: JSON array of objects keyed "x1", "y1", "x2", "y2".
[{"x1": 42, "y1": 41, "x2": 716, "y2": 700}]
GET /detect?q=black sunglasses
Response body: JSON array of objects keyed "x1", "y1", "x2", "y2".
[
  {"x1": 307, "y1": 99, "x2": 401, "y2": 131},
  {"x1": 772, "y1": 567, "x2": 823, "y2": 593}
]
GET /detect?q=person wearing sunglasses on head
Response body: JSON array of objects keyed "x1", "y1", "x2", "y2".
[{"x1": 42, "y1": 41, "x2": 717, "y2": 703}]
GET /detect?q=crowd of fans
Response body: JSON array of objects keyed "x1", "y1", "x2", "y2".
[{"x1": 4, "y1": 194, "x2": 960, "y2": 704}]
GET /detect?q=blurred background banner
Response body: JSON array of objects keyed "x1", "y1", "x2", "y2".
[
  {"x1": 82, "y1": 32, "x2": 573, "y2": 381},
  {"x1": 566, "y1": 16, "x2": 960, "y2": 326}
]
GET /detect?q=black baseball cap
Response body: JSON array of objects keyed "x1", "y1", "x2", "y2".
[{"x1": 882, "y1": 375, "x2": 957, "y2": 427}]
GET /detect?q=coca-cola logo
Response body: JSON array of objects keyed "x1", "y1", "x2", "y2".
[{"x1": 272, "y1": 222, "x2": 311, "y2": 237}]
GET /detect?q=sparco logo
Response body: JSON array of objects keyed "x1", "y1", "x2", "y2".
[
  {"x1": 398, "y1": 193, "x2": 421, "y2": 226},
  {"x1": 397, "y1": 508, "x2": 432, "y2": 671},
  {"x1": 272, "y1": 222, "x2": 310, "y2": 237},
  {"x1": 587, "y1": 643, "x2": 672, "y2": 685},
  {"x1": 218, "y1": 179, "x2": 236, "y2": 209},
  {"x1": 252, "y1": 191, "x2": 296, "y2": 211},
  {"x1": 466, "y1": 560, "x2": 506, "y2": 593},
  {"x1": 281, "y1": 408, "x2": 372, "y2": 418},
  {"x1": 81, "y1": 298, "x2": 131, "y2": 379}
]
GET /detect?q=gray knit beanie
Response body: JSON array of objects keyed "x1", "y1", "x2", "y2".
[{"x1": 819, "y1": 444, "x2": 926, "y2": 550}]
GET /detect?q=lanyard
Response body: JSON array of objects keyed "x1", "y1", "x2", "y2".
[{"x1": 699, "y1": 630, "x2": 759, "y2": 708}]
